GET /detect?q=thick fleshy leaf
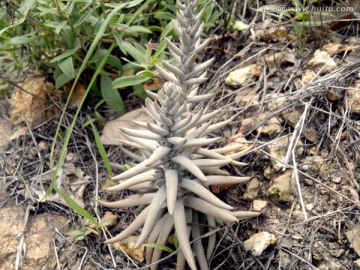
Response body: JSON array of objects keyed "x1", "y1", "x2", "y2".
[{"x1": 173, "y1": 199, "x2": 197, "y2": 270}]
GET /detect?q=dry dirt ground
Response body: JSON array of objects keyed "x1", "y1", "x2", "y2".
[{"x1": 2, "y1": 2, "x2": 360, "y2": 270}]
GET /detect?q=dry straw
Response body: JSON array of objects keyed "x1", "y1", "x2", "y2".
[{"x1": 99, "y1": 1, "x2": 259, "y2": 269}]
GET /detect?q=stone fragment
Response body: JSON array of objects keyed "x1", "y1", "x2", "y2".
[
  {"x1": 243, "y1": 178, "x2": 259, "y2": 201},
  {"x1": 303, "y1": 127, "x2": 318, "y2": 143},
  {"x1": 265, "y1": 93, "x2": 287, "y2": 111},
  {"x1": 253, "y1": 200, "x2": 268, "y2": 212},
  {"x1": 267, "y1": 134, "x2": 304, "y2": 171},
  {"x1": 244, "y1": 232, "x2": 276, "y2": 256},
  {"x1": 101, "y1": 211, "x2": 117, "y2": 227},
  {"x1": 236, "y1": 89, "x2": 260, "y2": 109},
  {"x1": 292, "y1": 210, "x2": 305, "y2": 221},
  {"x1": 281, "y1": 107, "x2": 302, "y2": 128},
  {"x1": 257, "y1": 116, "x2": 282, "y2": 135},
  {"x1": 327, "y1": 88, "x2": 343, "y2": 101},
  {"x1": 225, "y1": 64, "x2": 261, "y2": 87},
  {"x1": 9, "y1": 77, "x2": 60, "y2": 127},
  {"x1": 267, "y1": 170, "x2": 294, "y2": 203},
  {"x1": 113, "y1": 236, "x2": 145, "y2": 262},
  {"x1": 301, "y1": 155, "x2": 325, "y2": 172},
  {"x1": 331, "y1": 177, "x2": 342, "y2": 184}
]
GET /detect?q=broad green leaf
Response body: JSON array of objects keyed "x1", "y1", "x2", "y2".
[
  {"x1": 173, "y1": 232, "x2": 179, "y2": 248},
  {"x1": 55, "y1": 21, "x2": 68, "y2": 34},
  {"x1": 138, "y1": 70, "x2": 155, "y2": 77},
  {"x1": 143, "y1": 243, "x2": 175, "y2": 253},
  {"x1": 9, "y1": 34, "x2": 37, "y2": 45},
  {"x1": 59, "y1": 57, "x2": 75, "y2": 79},
  {"x1": 19, "y1": 0, "x2": 37, "y2": 15},
  {"x1": 154, "y1": 11, "x2": 173, "y2": 21},
  {"x1": 97, "y1": 220, "x2": 112, "y2": 228},
  {"x1": 153, "y1": 39, "x2": 167, "y2": 61},
  {"x1": 160, "y1": 21, "x2": 174, "y2": 40},
  {"x1": 125, "y1": 25, "x2": 152, "y2": 34},
  {"x1": 132, "y1": 84, "x2": 147, "y2": 100},
  {"x1": 148, "y1": 26, "x2": 163, "y2": 33},
  {"x1": 90, "y1": 50, "x2": 122, "y2": 70},
  {"x1": 74, "y1": 7, "x2": 96, "y2": 27},
  {"x1": 120, "y1": 41, "x2": 147, "y2": 64},
  {"x1": 100, "y1": 75, "x2": 124, "y2": 115},
  {"x1": 0, "y1": 0, "x2": 36, "y2": 37},
  {"x1": 232, "y1": 20, "x2": 250, "y2": 31},
  {"x1": 125, "y1": 0, "x2": 152, "y2": 25},
  {"x1": 112, "y1": 75, "x2": 149, "y2": 89},
  {"x1": 55, "y1": 73, "x2": 73, "y2": 89},
  {"x1": 50, "y1": 38, "x2": 81, "y2": 63},
  {"x1": 66, "y1": 230, "x2": 85, "y2": 237}
]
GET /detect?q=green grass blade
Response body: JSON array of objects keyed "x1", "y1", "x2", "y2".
[
  {"x1": 87, "y1": 119, "x2": 113, "y2": 177},
  {"x1": 142, "y1": 243, "x2": 175, "y2": 253},
  {"x1": 54, "y1": 186, "x2": 96, "y2": 224},
  {"x1": 44, "y1": 4, "x2": 122, "y2": 201}
]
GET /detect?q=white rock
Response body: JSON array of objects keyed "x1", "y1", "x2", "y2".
[
  {"x1": 253, "y1": 200, "x2": 268, "y2": 212},
  {"x1": 244, "y1": 232, "x2": 276, "y2": 256},
  {"x1": 225, "y1": 64, "x2": 261, "y2": 87}
]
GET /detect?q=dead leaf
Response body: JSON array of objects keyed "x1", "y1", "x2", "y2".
[
  {"x1": 344, "y1": 80, "x2": 360, "y2": 113},
  {"x1": 264, "y1": 51, "x2": 297, "y2": 66},
  {"x1": 10, "y1": 77, "x2": 60, "y2": 127},
  {"x1": 100, "y1": 108, "x2": 154, "y2": 146},
  {"x1": 322, "y1": 43, "x2": 359, "y2": 56},
  {"x1": 250, "y1": 20, "x2": 291, "y2": 42},
  {"x1": 69, "y1": 83, "x2": 86, "y2": 108},
  {"x1": 143, "y1": 77, "x2": 164, "y2": 91},
  {"x1": 113, "y1": 236, "x2": 145, "y2": 262},
  {"x1": 30, "y1": 163, "x2": 90, "y2": 208},
  {"x1": 210, "y1": 184, "x2": 234, "y2": 194},
  {"x1": 307, "y1": 50, "x2": 337, "y2": 73},
  {"x1": 101, "y1": 211, "x2": 117, "y2": 227}
]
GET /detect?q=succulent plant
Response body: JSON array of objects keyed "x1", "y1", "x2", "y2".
[{"x1": 99, "y1": 1, "x2": 260, "y2": 269}]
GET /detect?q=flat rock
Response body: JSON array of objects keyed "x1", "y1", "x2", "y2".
[
  {"x1": 0, "y1": 204, "x2": 69, "y2": 270},
  {"x1": 267, "y1": 170, "x2": 294, "y2": 203},
  {"x1": 100, "y1": 108, "x2": 153, "y2": 146}
]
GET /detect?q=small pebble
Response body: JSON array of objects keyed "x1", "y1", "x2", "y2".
[
  {"x1": 331, "y1": 177, "x2": 342, "y2": 184},
  {"x1": 253, "y1": 200, "x2": 268, "y2": 212}
]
